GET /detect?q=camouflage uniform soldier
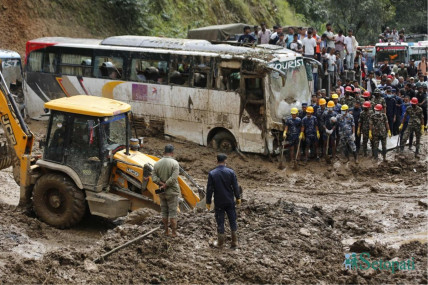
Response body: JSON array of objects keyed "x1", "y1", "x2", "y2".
[
  {"x1": 369, "y1": 104, "x2": 391, "y2": 161},
  {"x1": 358, "y1": 101, "x2": 374, "y2": 156},
  {"x1": 336, "y1": 104, "x2": 358, "y2": 162},
  {"x1": 316, "y1": 98, "x2": 327, "y2": 157},
  {"x1": 399, "y1": 97, "x2": 425, "y2": 157},
  {"x1": 371, "y1": 88, "x2": 386, "y2": 113},
  {"x1": 340, "y1": 86, "x2": 356, "y2": 110}
]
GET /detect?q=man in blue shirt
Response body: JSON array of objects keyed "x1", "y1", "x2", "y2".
[
  {"x1": 206, "y1": 154, "x2": 241, "y2": 249},
  {"x1": 238, "y1": 26, "x2": 256, "y2": 44}
]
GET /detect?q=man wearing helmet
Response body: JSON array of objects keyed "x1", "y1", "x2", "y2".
[
  {"x1": 331, "y1": 93, "x2": 342, "y2": 113},
  {"x1": 322, "y1": 101, "x2": 338, "y2": 159},
  {"x1": 336, "y1": 104, "x2": 358, "y2": 162},
  {"x1": 371, "y1": 88, "x2": 386, "y2": 114},
  {"x1": 283, "y1": 108, "x2": 302, "y2": 163},
  {"x1": 339, "y1": 86, "x2": 356, "y2": 110},
  {"x1": 358, "y1": 101, "x2": 374, "y2": 156},
  {"x1": 369, "y1": 104, "x2": 391, "y2": 161},
  {"x1": 300, "y1": 106, "x2": 320, "y2": 162},
  {"x1": 316, "y1": 98, "x2": 327, "y2": 158},
  {"x1": 362, "y1": 91, "x2": 371, "y2": 102},
  {"x1": 399, "y1": 97, "x2": 424, "y2": 157}
]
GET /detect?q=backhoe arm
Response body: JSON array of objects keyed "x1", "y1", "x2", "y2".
[{"x1": 0, "y1": 70, "x2": 34, "y2": 206}]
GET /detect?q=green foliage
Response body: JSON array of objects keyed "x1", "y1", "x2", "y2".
[{"x1": 288, "y1": 0, "x2": 427, "y2": 44}]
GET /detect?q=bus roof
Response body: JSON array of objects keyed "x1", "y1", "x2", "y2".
[
  {"x1": 375, "y1": 42, "x2": 408, "y2": 47},
  {"x1": 44, "y1": 95, "x2": 131, "y2": 117},
  {"x1": 0, "y1": 49, "x2": 20, "y2": 59},
  {"x1": 27, "y1": 36, "x2": 300, "y2": 63}
]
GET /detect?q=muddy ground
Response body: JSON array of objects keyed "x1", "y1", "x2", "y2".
[{"x1": 0, "y1": 120, "x2": 427, "y2": 284}]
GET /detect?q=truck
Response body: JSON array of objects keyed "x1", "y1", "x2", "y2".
[{"x1": 0, "y1": 70, "x2": 202, "y2": 228}]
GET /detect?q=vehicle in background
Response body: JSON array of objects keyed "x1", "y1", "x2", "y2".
[
  {"x1": 23, "y1": 36, "x2": 312, "y2": 155},
  {"x1": 187, "y1": 23, "x2": 251, "y2": 43},
  {"x1": 0, "y1": 49, "x2": 22, "y2": 88},
  {"x1": 374, "y1": 42, "x2": 409, "y2": 71},
  {"x1": 409, "y1": 41, "x2": 428, "y2": 66}
]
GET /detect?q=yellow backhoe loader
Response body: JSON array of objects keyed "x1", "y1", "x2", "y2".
[{"x1": 0, "y1": 71, "x2": 202, "y2": 228}]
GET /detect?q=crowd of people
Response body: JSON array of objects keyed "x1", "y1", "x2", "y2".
[{"x1": 282, "y1": 81, "x2": 426, "y2": 164}]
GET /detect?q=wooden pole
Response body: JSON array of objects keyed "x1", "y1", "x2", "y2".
[{"x1": 93, "y1": 226, "x2": 160, "y2": 263}]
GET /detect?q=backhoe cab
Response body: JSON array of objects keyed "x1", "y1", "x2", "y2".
[{"x1": 1, "y1": 78, "x2": 201, "y2": 228}]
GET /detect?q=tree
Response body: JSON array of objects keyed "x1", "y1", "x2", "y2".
[{"x1": 289, "y1": 0, "x2": 396, "y2": 44}]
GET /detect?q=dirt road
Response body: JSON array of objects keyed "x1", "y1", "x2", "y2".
[{"x1": 0, "y1": 120, "x2": 426, "y2": 284}]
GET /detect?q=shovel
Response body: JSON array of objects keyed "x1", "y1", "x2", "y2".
[
  {"x1": 278, "y1": 140, "x2": 286, "y2": 170},
  {"x1": 294, "y1": 138, "x2": 302, "y2": 169},
  {"x1": 325, "y1": 134, "x2": 331, "y2": 164}
]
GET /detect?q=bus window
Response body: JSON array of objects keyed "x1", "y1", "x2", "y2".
[
  {"x1": 170, "y1": 55, "x2": 191, "y2": 86},
  {"x1": 245, "y1": 77, "x2": 263, "y2": 100},
  {"x1": 193, "y1": 56, "x2": 211, "y2": 88},
  {"x1": 94, "y1": 56, "x2": 123, "y2": 79},
  {"x1": 60, "y1": 54, "x2": 92, "y2": 76},
  {"x1": 130, "y1": 58, "x2": 168, "y2": 84},
  {"x1": 219, "y1": 68, "x2": 240, "y2": 91},
  {"x1": 43, "y1": 53, "x2": 57, "y2": 73},
  {"x1": 27, "y1": 51, "x2": 43, "y2": 72}
]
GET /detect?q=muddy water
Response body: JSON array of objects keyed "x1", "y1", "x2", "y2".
[{"x1": 0, "y1": 120, "x2": 426, "y2": 283}]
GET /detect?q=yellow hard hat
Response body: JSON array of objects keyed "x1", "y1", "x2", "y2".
[
  {"x1": 306, "y1": 106, "x2": 314, "y2": 113},
  {"x1": 341, "y1": 104, "x2": 349, "y2": 111},
  {"x1": 319, "y1": 98, "x2": 327, "y2": 105},
  {"x1": 327, "y1": 101, "x2": 335, "y2": 108},
  {"x1": 331, "y1": 94, "x2": 339, "y2": 99},
  {"x1": 291, "y1": 107, "x2": 298, "y2": 114}
]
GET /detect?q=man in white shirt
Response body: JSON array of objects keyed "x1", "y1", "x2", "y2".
[
  {"x1": 302, "y1": 28, "x2": 317, "y2": 58},
  {"x1": 326, "y1": 48, "x2": 336, "y2": 90},
  {"x1": 324, "y1": 23, "x2": 335, "y2": 51},
  {"x1": 258, "y1": 22, "x2": 271, "y2": 45},
  {"x1": 344, "y1": 29, "x2": 356, "y2": 71}
]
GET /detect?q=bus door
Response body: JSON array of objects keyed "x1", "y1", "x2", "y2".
[{"x1": 238, "y1": 71, "x2": 266, "y2": 152}]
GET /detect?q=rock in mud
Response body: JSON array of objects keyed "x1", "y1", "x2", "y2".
[
  {"x1": 299, "y1": 228, "x2": 311, "y2": 237},
  {"x1": 418, "y1": 199, "x2": 428, "y2": 208},
  {"x1": 84, "y1": 259, "x2": 98, "y2": 272},
  {"x1": 350, "y1": 240, "x2": 372, "y2": 252}
]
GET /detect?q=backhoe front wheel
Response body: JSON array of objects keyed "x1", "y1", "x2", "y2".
[{"x1": 33, "y1": 173, "x2": 86, "y2": 229}]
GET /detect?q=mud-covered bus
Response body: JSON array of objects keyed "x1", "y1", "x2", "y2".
[{"x1": 24, "y1": 36, "x2": 312, "y2": 155}]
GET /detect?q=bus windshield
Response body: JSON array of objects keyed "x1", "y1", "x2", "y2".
[
  {"x1": 269, "y1": 62, "x2": 310, "y2": 123},
  {"x1": 375, "y1": 48, "x2": 407, "y2": 65}
]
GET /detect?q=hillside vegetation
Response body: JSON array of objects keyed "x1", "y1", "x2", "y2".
[{"x1": 0, "y1": 0, "x2": 303, "y2": 55}]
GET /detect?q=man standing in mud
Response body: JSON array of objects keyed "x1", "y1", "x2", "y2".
[
  {"x1": 369, "y1": 104, "x2": 391, "y2": 161},
  {"x1": 358, "y1": 101, "x2": 373, "y2": 157},
  {"x1": 301, "y1": 106, "x2": 320, "y2": 162},
  {"x1": 336, "y1": 105, "x2": 358, "y2": 162},
  {"x1": 152, "y1": 144, "x2": 180, "y2": 237},
  {"x1": 206, "y1": 154, "x2": 241, "y2": 249},
  {"x1": 283, "y1": 108, "x2": 302, "y2": 163},
  {"x1": 399, "y1": 97, "x2": 425, "y2": 157}
]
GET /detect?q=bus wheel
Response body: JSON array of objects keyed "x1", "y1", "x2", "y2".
[
  {"x1": 212, "y1": 131, "x2": 236, "y2": 153},
  {"x1": 33, "y1": 173, "x2": 86, "y2": 229}
]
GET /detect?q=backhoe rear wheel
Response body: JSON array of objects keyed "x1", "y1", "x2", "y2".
[{"x1": 33, "y1": 173, "x2": 86, "y2": 229}]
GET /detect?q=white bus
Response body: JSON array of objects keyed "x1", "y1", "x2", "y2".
[
  {"x1": 374, "y1": 42, "x2": 409, "y2": 69},
  {"x1": 24, "y1": 36, "x2": 311, "y2": 155}
]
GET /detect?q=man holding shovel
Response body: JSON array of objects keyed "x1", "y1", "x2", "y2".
[{"x1": 283, "y1": 107, "x2": 302, "y2": 165}]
